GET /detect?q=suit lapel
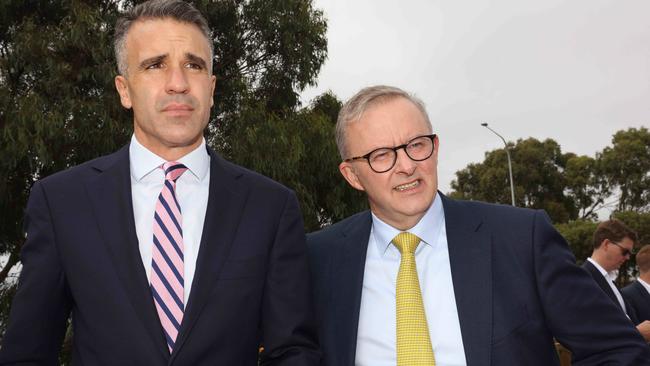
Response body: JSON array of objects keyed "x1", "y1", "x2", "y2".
[
  {"x1": 636, "y1": 281, "x2": 650, "y2": 307},
  {"x1": 85, "y1": 146, "x2": 169, "y2": 359},
  {"x1": 170, "y1": 148, "x2": 248, "y2": 362},
  {"x1": 583, "y1": 261, "x2": 623, "y2": 311},
  {"x1": 330, "y1": 212, "x2": 372, "y2": 366},
  {"x1": 441, "y1": 195, "x2": 492, "y2": 366}
]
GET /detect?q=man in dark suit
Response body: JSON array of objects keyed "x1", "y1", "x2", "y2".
[
  {"x1": 307, "y1": 85, "x2": 650, "y2": 365},
  {"x1": 622, "y1": 245, "x2": 650, "y2": 324},
  {"x1": 582, "y1": 219, "x2": 650, "y2": 341},
  {"x1": 0, "y1": 1, "x2": 319, "y2": 365}
]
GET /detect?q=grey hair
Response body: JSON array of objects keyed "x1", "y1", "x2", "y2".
[
  {"x1": 335, "y1": 85, "x2": 432, "y2": 159},
  {"x1": 114, "y1": 0, "x2": 214, "y2": 76}
]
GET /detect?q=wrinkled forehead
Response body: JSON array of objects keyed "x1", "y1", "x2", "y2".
[
  {"x1": 355, "y1": 96, "x2": 431, "y2": 131},
  {"x1": 351, "y1": 97, "x2": 431, "y2": 132},
  {"x1": 125, "y1": 18, "x2": 212, "y2": 59}
]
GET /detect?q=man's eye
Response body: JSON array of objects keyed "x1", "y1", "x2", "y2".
[
  {"x1": 371, "y1": 150, "x2": 391, "y2": 161},
  {"x1": 145, "y1": 63, "x2": 163, "y2": 70},
  {"x1": 186, "y1": 63, "x2": 203, "y2": 70}
]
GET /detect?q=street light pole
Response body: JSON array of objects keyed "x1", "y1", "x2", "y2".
[{"x1": 481, "y1": 122, "x2": 516, "y2": 206}]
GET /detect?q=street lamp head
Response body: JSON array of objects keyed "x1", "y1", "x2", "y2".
[{"x1": 479, "y1": 121, "x2": 515, "y2": 206}]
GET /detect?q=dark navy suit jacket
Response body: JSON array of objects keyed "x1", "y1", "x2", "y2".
[
  {"x1": 622, "y1": 281, "x2": 650, "y2": 324},
  {"x1": 308, "y1": 194, "x2": 650, "y2": 366},
  {"x1": 581, "y1": 260, "x2": 640, "y2": 325},
  {"x1": 0, "y1": 145, "x2": 320, "y2": 365}
]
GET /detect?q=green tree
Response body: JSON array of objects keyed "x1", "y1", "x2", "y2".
[
  {"x1": 555, "y1": 220, "x2": 598, "y2": 265},
  {"x1": 450, "y1": 138, "x2": 577, "y2": 223},
  {"x1": 613, "y1": 211, "x2": 650, "y2": 245},
  {"x1": 0, "y1": 0, "x2": 130, "y2": 288},
  {"x1": 564, "y1": 154, "x2": 610, "y2": 220},
  {"x1": 201, "y1": 0, "x2": 328, "y2": 153},
  {"x1": 228, "y1": 93, "x2": 366, "y2": 230},
  {"x1": 598, "y1": 127, "x2": 650, "y2": 212}
]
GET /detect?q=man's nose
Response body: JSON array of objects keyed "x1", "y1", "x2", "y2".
[
  {"x1": 393, "y1": 147, "x2": 416, "y2": 174},
  {"x1": 166, "y1": 65, "x2": 190, "y2": 94}
]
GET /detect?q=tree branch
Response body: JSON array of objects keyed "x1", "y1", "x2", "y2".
[{"x1": 0, "y1": 242, "x2": 21, "y2": 284}]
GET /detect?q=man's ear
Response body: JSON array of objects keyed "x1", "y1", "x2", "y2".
[
  {"x1": 602, "y1": 239, "x2": 612, "y2": 251},
  {"x1": 115, "y1": 75, "x2": 132, "y2": 109},
  {"x1": 433, "y1": 134, "x2": 440, "y2": 163},
  {"x1": 339, "y1": 162, "x2": 365, "y2": 192},
  {"x1": 210, "y1": 74, "x2": 216, "y2": 107}
]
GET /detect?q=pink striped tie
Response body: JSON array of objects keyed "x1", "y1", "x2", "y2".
[{"x1": 151, "y1": 162, "x2": 188, "y2": 353}]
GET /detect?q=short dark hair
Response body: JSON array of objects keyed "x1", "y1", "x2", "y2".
[
  {"x1": 636, "y1": 245, "x2": 650, "y2": 273},
  {"x1": 114, "y1": 0, "x2": 213, "y2": 75},
  {"x1": 592, "y1": 219, "x2": 638, "y2": 249}
]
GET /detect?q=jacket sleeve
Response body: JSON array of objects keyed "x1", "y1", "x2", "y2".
[
  {"x1": 258, "y1": 191, "x2": 321, "y2": 366},
  {"x1": 532, "y1": 210, "x2": 650, "y2": 365},
  {"x1": 0, "y1": 181, "x2": 72, "y2": 365}
]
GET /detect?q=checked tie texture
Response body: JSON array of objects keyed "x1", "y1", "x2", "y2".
[
  {"x1": 151, "y1": 162, "x2": 188, "y2": 353},
  {"x1": 393, "y1": 232, "x2": 436, "y2": 366}
]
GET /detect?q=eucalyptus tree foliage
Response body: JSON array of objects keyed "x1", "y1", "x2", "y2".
[
  {"x1": 450, "y1": 138, "x2": 578, "y2": 223},
  {"x1": 450, "y1": 129, "x2": 650, "y2": 224},
  {"x1": 598, "y1": 127, "x2": 650, "y2": 213}
]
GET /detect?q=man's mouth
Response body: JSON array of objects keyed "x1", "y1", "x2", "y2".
[
  {"x1": 162, "y1": 103, "x2": 194, "y2": 112},
  {"x1": 394, "y1": 180, "x2": 420, "y2": 191}
]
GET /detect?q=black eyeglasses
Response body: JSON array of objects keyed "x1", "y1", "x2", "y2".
[
  {"x1": 344, "y1": 134, "x2": 436, "y2": 173},
  {"x1": 610, "y1": 241, "x2": 635, "y2": 257}
]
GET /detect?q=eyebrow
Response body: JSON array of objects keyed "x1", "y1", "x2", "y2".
[
  {"x1": 185, "y1": 52, "x2": 208, "y2": 70},
  {"x1": 137, "y1": 53, "x2": 209, "y2": 71},
  {"x1": 139, "y1": 54, "x2": 167, "y2": 70}
]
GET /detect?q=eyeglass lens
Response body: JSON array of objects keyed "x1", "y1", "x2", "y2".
[{"x1": 369, "y1": 135, "x2": 434, "y2": 173}]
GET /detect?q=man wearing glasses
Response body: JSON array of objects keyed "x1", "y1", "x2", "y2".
[
  {"x1": 583, "y1": 219, "x2": 650, "y2": 342},
  {"x1": 307, "y1": 85, "x2": 650, "y2": 366}
]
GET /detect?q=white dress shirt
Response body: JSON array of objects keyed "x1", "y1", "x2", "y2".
[
  {"x1": 355, "y1": 194, "x2": 466, "y2": 366},
  {"x1": 129, "y1": 135, "x2": 210, "y2": 304},
  {"x1": 587, "y1": 257, "x2": 627, "y2": 314}
]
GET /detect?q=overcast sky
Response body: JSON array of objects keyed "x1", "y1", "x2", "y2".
[{"x1": 300, "y1": 0, "x2": 650, "y2": 199}]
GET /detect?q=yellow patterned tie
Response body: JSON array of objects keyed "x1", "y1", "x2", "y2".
[{"x1": 393, "y1": 232, "x2": 435, "y2": 366}]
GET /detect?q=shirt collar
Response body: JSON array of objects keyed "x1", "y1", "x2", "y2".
[
  {"x1": 587, "y1": 257, "x2": 619, "y2": 282},
  {"x1": 129, "y1": 134, "x2": 210, "y2": 182},
  {"x1": 371, "y1": 193, "x2": 444, "y2": 255}
]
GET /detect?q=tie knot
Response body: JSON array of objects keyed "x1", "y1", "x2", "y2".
[
  {"x1": 162, "y1": 162, "x2": 188, "y2": 182},
  {"x1": 392, "y1": 232, "x2": 421, "y2": 255}
]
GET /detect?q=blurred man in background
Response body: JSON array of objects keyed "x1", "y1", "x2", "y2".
[
  {"x1": 622, "y1": 245, "x2": 650, "y2": 324},
  {"x1": 583, "y1": 219, "x2": 650, "y2": 341}
]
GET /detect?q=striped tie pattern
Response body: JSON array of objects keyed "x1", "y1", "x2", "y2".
[
  {"x1": 151, "y1": 162, "x2": 188, "y2": 353},
  {"x1": 392, "y1": 232, "x2": 436, "y2": 366}
]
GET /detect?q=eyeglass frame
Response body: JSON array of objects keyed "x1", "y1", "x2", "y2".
[
  {"x1": 343, "y1": 134, "x2": 437, "y2": 173},
  {"x1": 609, "y1": 240, "x2": 635, "y2": 257}
]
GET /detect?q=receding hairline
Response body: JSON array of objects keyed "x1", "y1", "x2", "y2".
[
  {"x1": 114, "y1": 0, "x2": 214, "y2": 76},
  {"x1": 335, "y1": 88, "x2": 432, "y2": 159},
  {"x1": 120, "y1": 18, "x2": 214, "y2": 75},
  {"x1": 128, "y1": 18, "x2": 212, "y2": 52}
]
